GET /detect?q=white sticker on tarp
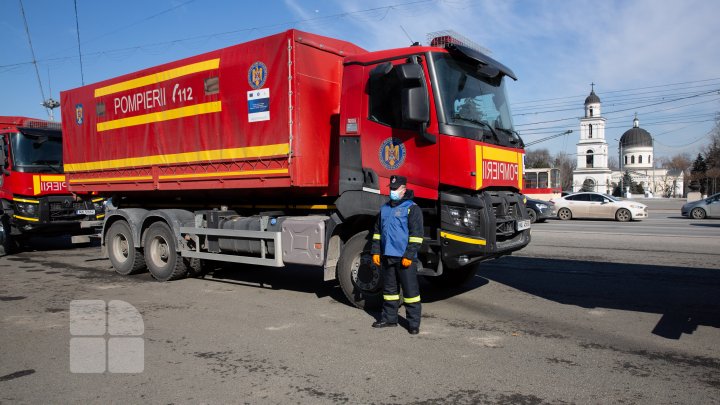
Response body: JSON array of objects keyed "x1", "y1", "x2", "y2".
[{"x1": 247, "y1": 88, "x2": 270, "y2": 122}]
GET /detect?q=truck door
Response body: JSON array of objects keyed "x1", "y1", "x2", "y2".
[{"x1": 359, "y1": 57, "x2": 439, "y2": 199}]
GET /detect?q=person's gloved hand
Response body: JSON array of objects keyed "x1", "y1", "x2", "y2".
[
  {"x1": 372, "y1": 254, "x2": 381, "y2": 266},
  {"x1": 401, "y1": 258, "x2": 412, "y2": 268}
]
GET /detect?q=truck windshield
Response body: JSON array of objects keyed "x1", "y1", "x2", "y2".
[
  {"x1": 10, "y1": 131, "x2": 63, "y2": 173},
  {"x1": 432, "y1": 53, "x2": 521, "y2": 146}
]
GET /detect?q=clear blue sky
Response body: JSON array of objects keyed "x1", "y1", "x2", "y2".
[{"x1": 2, "y1": 0, "x2": 719, "y2": 161}]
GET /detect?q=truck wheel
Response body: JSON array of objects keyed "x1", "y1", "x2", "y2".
[
  {"x1": 337, "y1": 231, "x2": 382, "y2": 310},
  {"x1": 184, "y1": 257, "x2": 209, "y2": 278},
  {"x1": 425, "y1": 264, "x2": 478, "y2": 288},
  {"x1": 0, "y1": 216, "x2": 19, "y2": 257},
  {"x1": 144, "y1": 222, "x2": 187, "y2": 282},
  {"x1": 107, "y1": 221, "x2": 146, "y2": 275}
]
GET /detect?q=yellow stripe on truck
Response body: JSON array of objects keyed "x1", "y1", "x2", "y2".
[
  {"x1": 159, "y1": 168, "x2": 288, "y2": 180},
  {"x1": 97, "y1": 101, "x2": 222, "y2": 132},
  {"x1": 64, "y1": 143, "x2": 290, "y2": 173},
  {"x1": 94, "y1": 59, "x2": 220, "y2": 97},
  {"x1": 440, "y1": 231, "x2": 487, "y2": 246}
]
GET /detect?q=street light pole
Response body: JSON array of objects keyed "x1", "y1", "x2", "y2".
[{"x1": 615, "y1": 138, "x2": 623, "y2": 196}]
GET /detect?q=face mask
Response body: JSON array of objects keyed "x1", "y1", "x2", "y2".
[{"x1": 390, "y1": 190, "x2": 402, "y2": 201}]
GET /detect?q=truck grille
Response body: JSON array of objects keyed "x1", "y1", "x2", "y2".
[
  {"x1": 489, "y1": 194, "x2": 521, "y2": 240},
  {"x1": 49, "y1": 201, "x2": 86, "y2": 222}
]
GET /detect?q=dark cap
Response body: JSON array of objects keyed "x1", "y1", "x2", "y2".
[{"x1": 389, "y1": 175, "x2": 407, "y2": 190}]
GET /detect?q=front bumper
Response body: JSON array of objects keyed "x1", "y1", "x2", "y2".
[
  {"x1": 439, "y1": 190, "x2": 531, "y2": 268},
  {"x1": 630, "y1": 207, "x2": 648, "y2": 219},
  {"x1": 8, "y1": 195, "x2": 105, "y2": 235},
  {"x1": 536, "y1": 207, "x2": 555, "y2": 220}
]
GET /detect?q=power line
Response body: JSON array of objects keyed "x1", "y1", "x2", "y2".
[
  {"x1": 0, "y1": 0, "x2": 434, "y2": 70},
  {"x1": 18, "y1": 0, "x2": 48, "y2": 117},
  {"x1": 515, "y1": 89, "x2": 720, "y2": 128},
  {"x1": 519, "y1": 96, "x2": 720, "y2": 135},
  {"x1": 512, "y1": 77, "x2": 720, "y2": 106},
  {"x1": 514, "y1": 85, "x2": 720, "y2": 116},
  {"x1": 74, "y1": 0, "x2": 84, "y2": 85}
]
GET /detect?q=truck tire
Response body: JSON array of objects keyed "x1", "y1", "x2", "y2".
[
  {"x1": 184, "y1": 257, "x2": 209, "y2": 278},
  {"x1": 144, "y1": 222, "x2": 187, "y2": 282},
  {"x1": 337, "y1": 231, "x2": 382, "y2": 310},
  {"x1": 107, "y1": 220, "x2": 146, "y2": 275},
  {"x1": 0, "y1": 216, "x2": 18, "y2": 257},
  {"x1": 425, "y1": 264, "x2": 478, "y2": 288}
]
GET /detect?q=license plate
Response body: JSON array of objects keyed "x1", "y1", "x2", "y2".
[
  {"x1": 76, "y1": 209, "x2": 95, "y2": 215},
  {"x1": 516, "y1": 219, "x2": 531, "y2": 231}
]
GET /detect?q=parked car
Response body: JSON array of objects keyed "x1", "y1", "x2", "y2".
[
  {"x1": 550, "y1": 192, "x2": 647, "y2": 222},
  {"x1": 525, "y1": 198, "x2": 555, "y2": 223},
  {"x1": 681, "y1": 192, "x2": 720, "y2": 219}
]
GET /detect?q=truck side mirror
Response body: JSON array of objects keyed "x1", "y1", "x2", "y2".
[
  {"x1": 396, "y1": 64, "x2": 429, "y2": 123},
  {"x1": 0, "y1": 137, "x2": 7, "y2": 175},
  {"x1": 396, "y1": 63, "x2": 435, "y2": 144}
]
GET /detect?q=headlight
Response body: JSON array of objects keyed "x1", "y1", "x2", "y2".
[
  {"x1": 448, "y1": 206, "x2": 479, "y2": 231},
  {"x1": 15, "y1": 202, "x2": 38, "y2": 216},
  {"x1": 536, "y1": 203, "x2": 548, "y2": 209},
  {"x1": 629, "y1": 204, "x2": 645, "y2": 209}
]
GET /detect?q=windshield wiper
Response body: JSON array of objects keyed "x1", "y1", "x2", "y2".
[
  {"x1": 494, "y1": 127, "x2": 525, "y2": 147},
  {"x1": 30, "y1": 160, "x2": 62, "y2": 173},
  {"x1": 451, "y1": 116, "x2": 500, "y2": 143}
]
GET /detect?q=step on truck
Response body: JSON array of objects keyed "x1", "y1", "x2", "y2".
[
  {"x1": 0, "y1": 117, "x2": 105, "y2": 255},
  {"x1": 60, "y1": 29, "x2": 530, "y2": 308}
]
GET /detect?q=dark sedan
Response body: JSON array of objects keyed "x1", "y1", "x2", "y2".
[{"x1": 525, "y1": 198, "x2": 555, "y2": 223}]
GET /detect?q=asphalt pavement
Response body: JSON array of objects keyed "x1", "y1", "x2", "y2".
[{"x1": 1, "y1": 206, "x2": 718, "y2": 404}]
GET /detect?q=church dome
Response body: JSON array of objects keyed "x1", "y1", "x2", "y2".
[
  {"x1": 620, "y1": 117, "x2": 652, "y2": 147},
  {"x1": 584, "y1": 90, "x2": 601, "y2": 105}
]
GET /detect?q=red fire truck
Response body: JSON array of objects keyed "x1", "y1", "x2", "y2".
[
  {"x1": 0, "y1": 116, "x2": 105, "y2": 255},
  {"x1": 60, "y1": 30, "x2": 530, "y2": 308}
]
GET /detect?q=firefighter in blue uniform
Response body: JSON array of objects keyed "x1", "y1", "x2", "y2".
[{"x1": 371, "y1": 175, "x2": 423, "y2": 335}]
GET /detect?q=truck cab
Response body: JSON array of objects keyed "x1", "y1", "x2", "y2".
[
  {"x1": 336, "y1": 36, "x2": 530, "y2": 280},
  {"x1": 0, "y1": 117, "x2": 105, "y2": 255}
]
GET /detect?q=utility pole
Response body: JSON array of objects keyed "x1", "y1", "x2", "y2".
[{"x1": 41, "y1": 98, "x2": 60, "y2": 121}]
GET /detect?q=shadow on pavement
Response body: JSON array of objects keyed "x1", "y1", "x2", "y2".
[
  {"x1": 14, "y1": 235, "x2": 101, "y2": 252},
  {"x1": 199, "y1": 262, "x2": 489, "y2": 312},
  {"x1": 690, "y1": 222, "x2": 720, "y2": 227},
  {"x1": 479, "y1": 256, "x2": 720, "y2": 340}
]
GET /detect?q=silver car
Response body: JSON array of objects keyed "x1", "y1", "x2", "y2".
[
  {"x1": 551, "y1": 192, "x2": 648, "y2": 222},
  {"x1": 681, "y1": 192, "x2": 720, "y2": 219}
]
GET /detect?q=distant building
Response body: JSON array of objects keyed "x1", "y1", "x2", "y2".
[
  {"x1": 572, "y1": 86, "x2": 612, "y2": 193},
  {"x1": 572, "y1": 87, "x2": 684, "y2": 197}
]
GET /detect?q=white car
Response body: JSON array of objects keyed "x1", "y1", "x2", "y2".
[{"x1": 550, "y1": 192, "x2": 648, "y2": 222}]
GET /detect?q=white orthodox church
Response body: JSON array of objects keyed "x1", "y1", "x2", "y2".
[{"x1": 572, "y1": 86, "x2": 684, "y2": 197}]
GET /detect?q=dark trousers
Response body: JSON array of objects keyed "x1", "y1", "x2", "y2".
[{"x1": 380, "y1": 256, "x2": 421, "y2": 329}]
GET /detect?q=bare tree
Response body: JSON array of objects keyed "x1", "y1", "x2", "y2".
[
  {"x1": 706, "y1": 167, "x2": 720, "y2": 195},
  {"x1": 553, "y1": 152, "x2": 576, "y2": 192},
  {"x1": 608, "y1": 155, "x2": 619, "y2": 171},
  {"x1": 525, "y1": 148, "x2": 552, "y2": 168},
  {"x1": 662, "y1": 153, "x2": 692, "y2": 172},
  {"x1": 703, "y1": 116, "x2": 720, "y2": 170}
]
